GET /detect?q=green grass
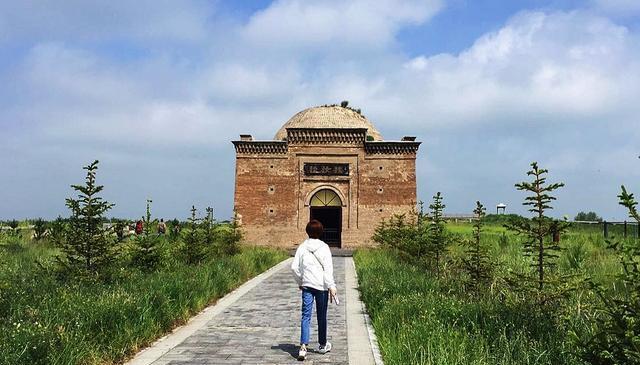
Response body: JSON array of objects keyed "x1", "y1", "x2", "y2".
[
  {"x1": 354, "y1": 223, "x2": 632, "y2": 365},
  {"x1": 0, "y1": 237, "x2": 287, "y2": 365}
]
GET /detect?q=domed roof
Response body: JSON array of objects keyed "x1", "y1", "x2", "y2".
[{"x1": 274, "y1": 105, "x2": 383, "y2": 141}]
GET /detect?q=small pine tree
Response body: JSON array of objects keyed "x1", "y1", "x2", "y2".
[
  {"x1": 131, "y1": 199, "x2": 162, "y2": 270},
  {"x1": 32, "y1": 218, "x2": 48, "y2": 241},
  {"x1": 182, "y1": 205, "x2": 206, "y2": 264},
  {"x1": 219, "y1": 213, "x2": 242, "y2": 256},
  {"x1": 505, "y1": 162, "x2": 569, "y2": 296},
  {"x1": 427, "y1": 192, "x2": 447, "y2": 276},
  {"x1": 373, "y1": 213, "x2": 417, "y2": 257},
  {"x1": 202, "y1": 207, "x2": 217, "y2": 249},
  {"x1": 414, "y1": 201, "x2": 431, "y2": 261},
  {"x1": 48, "y1": 216, "x2": 67, "y2": 247},
  {"x1": 579, "y1": 185, "x2": 640, "y2": 364},
  {"x1": 463, "y1": 201, "x2": 493, "y2": 295},
  {"x1": 56, "y1": 160, "x2": 115, "y2": 278},
  {"x1": 6, "y1": 220, "x2": 20, "y2": 238}
]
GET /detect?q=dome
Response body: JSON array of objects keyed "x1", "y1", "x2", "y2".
[{"x1": 274, "y1": 105, "x2": 383, "y2": 141}]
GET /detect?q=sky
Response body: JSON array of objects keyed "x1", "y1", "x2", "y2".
[{"x1": 1, "y1": 0, "x2": 639, "y2": 222}]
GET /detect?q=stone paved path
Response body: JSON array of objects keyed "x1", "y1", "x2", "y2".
[{"x1": 147, "y1": 258, "x2": 350, "y2": 365}]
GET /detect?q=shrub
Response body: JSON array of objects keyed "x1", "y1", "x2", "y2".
[
  {"x1": 484, "y1": 213, "x2": 523, "y2": 225},
  {"x1": 373, "y1": 213, "x2": 421, "y2": 258}
]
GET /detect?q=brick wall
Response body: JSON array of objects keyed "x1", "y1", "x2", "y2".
[{"x1": 233, "y1": 140, "x2": 418, "y2": 248}]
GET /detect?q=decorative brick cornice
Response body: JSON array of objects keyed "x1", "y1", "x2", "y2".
[
  {"x1": 286, "y1": 128, "x2": 367, "y2": 145},
  {"x1": 365, "y1": 141, "x2": 421, "y2": 155},
  {"x1": 232, "y1": 141, "x2": 288, "y2": 154}
]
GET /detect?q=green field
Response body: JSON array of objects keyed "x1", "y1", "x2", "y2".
[
  {"x1": 0, "y1": 233, "x2": 287, "y2": 365},
  {"x1": 354, "y1": 222, "x2": 635, "y2": 365}
]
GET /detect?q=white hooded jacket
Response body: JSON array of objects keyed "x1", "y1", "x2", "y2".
[{"x1": 291, "y1": 238, "x2": 336, "y2": 291}]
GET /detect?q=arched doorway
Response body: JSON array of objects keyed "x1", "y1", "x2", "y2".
[{"x1": 309, "y1": 189, "x2": 342, "y2": 247}]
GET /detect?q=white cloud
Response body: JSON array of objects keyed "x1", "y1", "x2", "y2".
[
  {"x1": 242, "y1": 0, "x2": 443, "y2": 51},
  {"x1": 365, "y1": 11, "x2": 640, "y2": 131}
]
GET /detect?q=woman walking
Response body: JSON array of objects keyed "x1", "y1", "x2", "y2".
[{"x1": 291, "y1": 220, "x2": 337, "y2": 361}]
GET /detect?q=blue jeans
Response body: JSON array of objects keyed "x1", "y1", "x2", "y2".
[{"x1": 300, "y1": 287, "x2": 328, "y2": 346}]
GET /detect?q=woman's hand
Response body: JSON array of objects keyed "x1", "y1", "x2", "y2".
[{"x1": 329, "y1": 287, "x2": 337, "y2": 302}]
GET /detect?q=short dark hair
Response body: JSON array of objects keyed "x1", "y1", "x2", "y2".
[{"x1": 306, "y1": 220, "x2": 324, "y2": 239}]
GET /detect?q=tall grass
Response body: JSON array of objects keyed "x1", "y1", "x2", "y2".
[
  {"x1": 0, "y1": 238, "x2": 287, "y2": 365},
  {"x1": 354, "y1": 224, "x2": 631, "y2": 365}
]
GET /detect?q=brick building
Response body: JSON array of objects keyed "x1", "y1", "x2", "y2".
[{"x1": 232, "y1": 104, "x2": 420, "y2": 248}]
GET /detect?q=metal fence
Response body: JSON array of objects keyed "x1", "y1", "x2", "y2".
[{"x1": 572, "y1": 220, "x2": 640, "y2": 239}]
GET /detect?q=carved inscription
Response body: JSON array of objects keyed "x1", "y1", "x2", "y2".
[{"x1": 303, "y1": 163, "x2": 349, "y2": 176}]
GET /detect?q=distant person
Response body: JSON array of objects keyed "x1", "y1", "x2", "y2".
[
  {"x1": 157, "y1": 219, "x2": 166, "y2": 235},
  {"x1": 291, "y1": 220, "x2": 337, "y2": 361},
  {"x1": 135, "y1": 220, "x2": 143, "y2": 235}
]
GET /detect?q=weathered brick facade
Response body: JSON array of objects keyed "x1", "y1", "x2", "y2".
[{"x1": 232, "y1": 106, "x2": 420, "y2": 248}]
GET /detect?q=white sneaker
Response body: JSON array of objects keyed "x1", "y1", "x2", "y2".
[
  {"x1": 298, "y1": 345, "x2": 307, "y2": 361},
  {"x1": 318, "y1": 342, "x2": 332, "y2": 354}
]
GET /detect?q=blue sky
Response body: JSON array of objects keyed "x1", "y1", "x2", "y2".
[{"x1": 1, "y1": 0, "x2": 639, "y2": 221}]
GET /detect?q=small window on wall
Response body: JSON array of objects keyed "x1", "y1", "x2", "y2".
[
  {"x1": 268, "y1": 186, "x2": 275, "y2": 194},
  {"x1": 378, "y1": 188, "x2": 384, "y2": 194},
  {"x1": 268, "y1": 208, "x2": 275, "y2": 215},
  {"x1": 379, "y1": 208, "x2": 383, "y2": 212},
  {"x1": 270, "y1": 165, "x2": 274, "y2": 169},
  {"x1": 379, "y1": 166, "x2": 383, "y2": 171}
]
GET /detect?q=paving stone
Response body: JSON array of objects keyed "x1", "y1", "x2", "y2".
[{"x1": 152, "y1": 258, "x2": 348, "y2": 365}]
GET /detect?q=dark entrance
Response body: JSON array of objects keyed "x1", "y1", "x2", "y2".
[
  {"x1": 310, "y1": 207, "x2": 342, "y2": 247},
  {"x1": 308, "y1": 189, "x2": 343, "y2": 247}
]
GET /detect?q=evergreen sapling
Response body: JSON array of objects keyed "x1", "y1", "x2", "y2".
[
  {"x1": 219, "y1": 213, "x2": 242, "y2": 256},
  {"x1": 131, "y1": 199, "x2": 162, "y2": 270},
  {"x1": 56, "y1": 160, "x2": 116, "y2": 278},
  {"x1": 372, "y1": 213, "x2": 416, "y2": 258},
  {"x1": 6, "y1": 220, "x2": 20, "y2": 238},
  {"x1": 32, "y1": 218, "x2": 48, "y2": 241},
  {"x1": 182, "y1": 205, "x2": 206, "y2": 264},
  {"x1": 428, "y1": 192, "x2": 447, "y2": 276},
  {"x1": 505, "y1": 162, "x2": 569, "y2": 299},
  {"x1": 202, "y1": 207, "x2": 218, "y2": 254},
  {"x1": 579, "y1": 185, "x2": 640, "y2": 364},
  {"x1": 463, "y1": 201, "x2": 493, "y2": 295}
]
